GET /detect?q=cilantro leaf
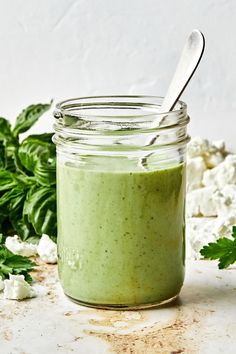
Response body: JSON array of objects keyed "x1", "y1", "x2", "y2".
[
  {"x1": 200, "y1": 226, "x2": 236, "y2": 269},
  {"x1": 0, "y1": 243, "x2": 36, "y2": 283}
]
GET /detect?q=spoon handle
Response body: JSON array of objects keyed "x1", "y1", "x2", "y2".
[
  {"x1": 140, "y1": 30, "x2": 205, "y2": 168},
  {"x1": 160, "y1": 29, "x2": 205, "y2": 114}
]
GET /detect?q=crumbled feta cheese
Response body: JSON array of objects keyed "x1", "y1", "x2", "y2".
[
  {"x1": 5, "y1": 235, "x2": 37, "y2": 257},
  {"x1": 205, "y1": 151, "x2": 225, "y2": 169},
  {"x1": 0, "y1": 276, "x2": 4, "y2": 291},
  {"x1": 203, "y1": 154, "x2": 236, "y2": 188},
  {"x1": 212, "y1": 139, "x2": 225, "y2": 152},
  {"x1": 3, "y1": 274, "x2": 36, "y2": 300},
  {"x1": 205, "y1": 139, "x2": 225, "y2": 168},
  {"x1": 186, "y1": 137, "x2": 236, "y2": 261},
  {"x1": 187, "y1": 137, "x2": 210, "y2": 158},
  {"x1": 213, "y1": 213, "x2": 236, "y2": 237},
  {"x1": 213, "y1": 185, "x2": 236, "y2": 217},
  {"x1": 186, "y1": 217, "x2": 219, "y2": 260},
  {"x1": 187, "y1": 156, "x2": 207, "y2": 192},
  {"x1": 186, "y1": 186, "x2": 217, "y2": 217},
  {"x1": 187, "y1": 136, "x2": 225, "y2": 168},
  {"x1": 37, "y1": 234, "x2": 57, "y2": 264}
]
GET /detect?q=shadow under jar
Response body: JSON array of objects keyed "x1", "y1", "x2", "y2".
[{"x1": 53, "y1": 95, "x2": 190, "y2": 310}]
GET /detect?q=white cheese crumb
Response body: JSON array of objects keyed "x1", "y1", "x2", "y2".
[
  {"x1": 186, "y1": 186, "x2": 217, "y2": 217},
  {"x1": 0, "y1": 276, "x2": 4, "y2": 291},
  {"x1": 212, "y1": 184, "x2": 236, "y2": 217},
  {"x1": 205, "y1": 151, "x2": 225, "y2": 169},
  {"x1": 186, "y1": 218, "x2": 219, "y2": 260},
  {"x1": 187, "y1": 136, "x2": 225, "y2": 169},
  {"x1": 213, "y1": 213, "x2": 236, "y2": 237},
  {"x1": 186, "y1": 214, "x2": 236, "y2": 260},
  {"x1": 5, "y1": 235, "x2": 37, "y2": 257},
  {"x1": 212, "y1": 139, "x2": 225, "y2": 152},
  {"x1": 37, "y1": 234, "x2": 57, "y2": 264},
  {"x1": 187, "y1": 137, "x2": 210, "y2": 158},
  {"x1": 203, "y1": 154, "x2": 236, "y2": 188},
  {"x1": 3, "y1": 274, "x2": 36, "y2": 300},
  {"x1": 187, "y1": 156, "x2": 207, "y2": 192},
  {"x1": 186, "y1": 137, "x2": 236, "y2": 260}
]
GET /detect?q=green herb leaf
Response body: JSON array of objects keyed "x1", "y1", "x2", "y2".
[
  {"x1": 8, "y1": 186, "x2": 35, "y2": 240},
  {"x1": 13, "y1": 101, "x2": 52, "y2": 137},
  {"x1": 0, "y1": 170, "x2": 18, "y2": 192},
  {"x1": 0, "y1": 101, "x2": 56, "y2": 242},
  {"x1": 0, "y1": 117, "x2": 22, "y2": 171},
  {"x1": 24, "y1": 185, "x2": 56, "y2": 238},
  {"x1": 200, "y1": 227, "x2": 236, "y2": 269},
  {"x1": 0, "y1": 117, "x2": 13, "y2": 142},
  {"x1": 18, "y1": 133, "x2": 56, "y2": 186},
  {"x1": 0, "y1": 244, "x2": 36, "y2": 283},
  {"x1": 4, "y1": 143, "x2": 20, "y2": 171}
]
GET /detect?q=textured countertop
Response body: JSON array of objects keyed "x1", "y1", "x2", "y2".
[{"x1": 0, "y1": 260, "x2": 236, "y2": 354}]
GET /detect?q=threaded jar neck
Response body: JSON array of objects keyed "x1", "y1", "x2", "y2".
[{"x1": 53, "y1": 95, "x2": 189, "y2": 152}]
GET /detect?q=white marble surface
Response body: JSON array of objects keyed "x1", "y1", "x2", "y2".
[{"x1": 0, "y1": 260, "x2": 236, "y2": 353}]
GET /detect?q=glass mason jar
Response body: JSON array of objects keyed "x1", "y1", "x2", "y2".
[{"x1": 53, "y1": 95, "x2": 190, "y2": 310}]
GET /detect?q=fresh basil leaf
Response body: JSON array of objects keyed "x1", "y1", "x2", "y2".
[
  {"x1": 4, "y1": 143, "x2": 18, "y2": 171},
  {"x1": 24, "y1": 185, "x2": 56, "y2": 237},
  {"x1": 0, "y1": 117, "x2": 13, "y2": 142},
  {"x1": 18, "y1": 133, "x2": 55, "y2": 172},
  {"x1": 13, "y1": 101, "x2": 52, "y2": 137},
  {"x1": 0, "y1": 117, "x2": 20, "y2": 171},
  {"x1": 0, "y1": 101, "x2": 57, "y2": 242},
  {"x1": 28, "y1": 133, "x2": 54, "y2": 144},
  {"x1": 0, "y1": 170, "x2": 18, "y2": 192},
  {"x1": 0, "y1": 179, "x2": 34, "y2": 239},
  {"x1": 0, "y1": 189, "x2": 21, "y2": 210},
  {"x1": 12, "y1": 218, "x2": 34, "y2": 241},
  {"x1": 7, "y1": 186, "x2": 34, "y2": 240},
  {"x1": 34, "y1": 158, "x2": 56, "y2": 186},
  {"x1": 18, "y1": 133, "x2": 56, "y2": 186},
  {"x1": 6, "y1": 186, "x2": 26, "y2": 209}
]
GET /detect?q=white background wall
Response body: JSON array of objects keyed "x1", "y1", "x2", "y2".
[{"x1": 0, "y1": 0, "x2": 236, "y2": 149}]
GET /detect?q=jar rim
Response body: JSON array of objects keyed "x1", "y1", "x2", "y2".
[
  {"x1": 53, "y1": 95, "x2": 189, "y2": 154},
  {"x1": 55, "y1": 95, "x2": 187, "y2": 120}
]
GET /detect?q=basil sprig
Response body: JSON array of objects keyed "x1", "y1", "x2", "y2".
[{"x1": 0, "y1": 101, "x2": 56, "y2": 242}]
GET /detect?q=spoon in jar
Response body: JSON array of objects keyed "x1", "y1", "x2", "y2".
[{"x1": 141, "y1": 29, "x2": 205, "y2": 166}]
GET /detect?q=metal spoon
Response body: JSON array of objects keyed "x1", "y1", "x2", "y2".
[
  {"x1": 141, "y1": 29, "x2": 205, "y2": 166},
  {"x1": 160, "y1": 29, "x2": 205, "y2": 114}
]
